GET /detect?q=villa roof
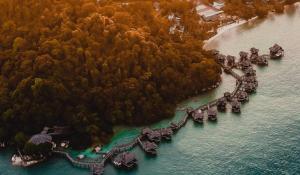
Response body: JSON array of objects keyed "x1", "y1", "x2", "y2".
[
  {"x1": 144, "y1": 141, "x2": 157, "y2": 150},
  {"x1": 29, "y1": 134, "x2": 52, "y2": 145},
  {"x1": 269, "y1": 44, "x2": 283, "y2": 53},
  {"x1": 231, "y1": 100, "x2": 241, "y2": 107},
  {"x1": 207, "y1": 108, "x2": 217, "y2": 116}
]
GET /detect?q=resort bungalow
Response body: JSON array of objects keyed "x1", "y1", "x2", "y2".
[
  {"x1": 269, "y1": 44, "x2": 284, "y2": 59},
  {"x1": 160, "y1": 128, "x2": 173, "y2": 140},
  {"x1": 142, "y1": 128, "x2": 161, "y2": 143},
  {"x1": 142, "y1": 141, "x2": 158, "y2": 155},
  {"x1": 239, "y1": 51, "x2": 249, "y2": 62},
  {"x1": 226, "y1": 55, "x2": 236, "y2": 67},
  {"x1": 236, "y1": 91, "x2": 249, "y2": 103},
  {"x1": 240, "y1": 60, "x2": 252, "y2": 71},
  {"x1": 257, "y1": 55, "x2": 269, "y2": 66},
  {"x1": 217, "y1": 98, "x2": 227, "y2": 111},
  {"x1": 244, "y1": 83, "x2": 256, "y2": 93},
  {"x1": 196, "y1": 4, "x2": 224, "y2": 21},
  {"x1": 212, "y1": 0, "x2": 225, "y2": 10},
  {"x1": 245, "y1": 68, "x2": 256, "y2": 77},
  {"x1": 231, "y1": 100, "x2": 241, "y2": 113},
  {"x1": 192, "y1": 110, "x2": 204, "y2": 123},
  {"x1": 207, "y1": 107, "x2": 217, "y2": 121},
  {"x1": 224, "y1": 92, "x2": 232, "y2": 101},
  {"x1": 12, "y1": 133, "x2": 54, "y2": 167},
  {"x1": 243, "y1": 76, "x2": 257, "y2": 86},
  {"x1": 250, "y1": 47, "x2": 259, "y2": 63},
  {"x1": 113, "y1": 152, "x2": 137, "y2": 169}
]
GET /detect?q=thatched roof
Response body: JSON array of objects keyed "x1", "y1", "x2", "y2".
[{"x1": 29, "y1": 134, "x2": 52, "y2": 145}]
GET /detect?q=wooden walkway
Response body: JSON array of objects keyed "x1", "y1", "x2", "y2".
[{"x1": 52, "y1": 47, "x2": 274, "y2": 175}]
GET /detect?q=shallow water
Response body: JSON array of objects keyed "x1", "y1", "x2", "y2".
[{"x1": 1, "y1": 5, "x2": 300, "y2": 175}]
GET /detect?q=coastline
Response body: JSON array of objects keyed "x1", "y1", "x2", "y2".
[{"x1": 204, "y1": 17, "x2": 258, "y2": 48}]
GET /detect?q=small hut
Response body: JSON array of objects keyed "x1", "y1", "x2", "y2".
[
  {"x1": 245, "y1": 68, "x2": 256, "y2": 77},
  {"x1": 236, "y1": 91, "x2": 249, "y2": 103},
  {"x1": 224, "y1": 92, "x2": 232, "y2": 101},
  {"x1": 207, "y1": 108, "x2": 217, "y2": 121},
  {"x1": 244, "y1": 83, "x2": 256, "y2": 93},
  {"x1": 269, "y1": 44, "x2": 284, "y2": 59},
  {"x1": 113, "y1": 152, "x2": 137, "y2": 169},
  {"x1": 239, "y1": 51, "x2": 249, "y2": 62},
  {"x1": 160, "y1": 128, "x2": 173, "y2": 140},
  {"x1": 192, "y1": 110, "x2": 204, "y2": 123},
  {"x1": 217, "y1": 98, "x2": 227, "y2": 111},
  {"x1": 257, "y1": 55, "x2": 269, "y2": 66},
  {"x1": 142, "y1": 141, "x2": 158, "y2": 155},
  {"x1": 25, "y1": 134, "x2": 53, "y2": 156},
  {"x1": 142, "y1": 128, "x2": 161, "y2": 143},
  {"x1": 231, "y1": 100, "x2": 241, "y2": 113},
  {"x1": 240, "y1": 60, "x2": 252, "y2": 71},
  {"x1": 226, "y1": 55, "x2": 236, "y2": 67},
  {"x1": 250, "y1": 47, "x2": 259, "y2": 63}
]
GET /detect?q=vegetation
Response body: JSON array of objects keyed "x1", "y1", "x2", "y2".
[
  {"x1": 0, "y1": 0, "x2": 221, "y2": 148},
  {"x1": 24, "y1": 142, "x2": 52, "y2": 157},
  {"x1": 223, "y1": 0, "x2": 291, "y2": 19}
]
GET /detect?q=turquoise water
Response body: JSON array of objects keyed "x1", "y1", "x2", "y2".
[{"x1": 1, "y1": 5, "x2": 300, "y2": 175}]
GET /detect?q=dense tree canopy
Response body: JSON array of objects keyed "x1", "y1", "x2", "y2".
[
  {"x1": 0, "y1": 0, "x2": 221, "y2": 148},
  {"x1": 223, "y1": 0, "x2": 289, "y2": 19}
]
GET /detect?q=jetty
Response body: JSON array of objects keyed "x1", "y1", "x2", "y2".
[{"x1": 29, "y1": 44, "x2": 283, "y2": 175}]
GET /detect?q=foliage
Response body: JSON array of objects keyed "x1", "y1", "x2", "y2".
[
  {"x1": 24, "y1": 142, "x2": 52, "y2": 156},
  {"x1": 0, "y1": 0, "x2": 221, "y2": 147}
]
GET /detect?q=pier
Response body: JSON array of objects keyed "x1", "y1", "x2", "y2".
[{"x1": 49, "y1": 45, "x2": 283, "y2": 175}]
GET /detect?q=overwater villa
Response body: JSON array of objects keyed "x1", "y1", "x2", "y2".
[
  {"x1": 250, "y1": 47, "x2": 259, "y2": 63},
  {"x1": 160, "y1": 128, "x2": 173, "y2": 140},
  {"x1": 224, "y1": 92, "x2": 232, "y2": 101},
  {"x1": 231, "y1": 99, "x2": 241, "y2": 113},
  {"x1": 216, "y1": 54, "x2": 226, "y2": 64},
  {"x1": 244, "y1": 83, "x2": 256, "y2": 93},
  {"x1": 240, "y1": 60, "x2": 252, "y2": 71},
  {"x1": 236, "y1": 91, "x2": 249, "y2": 103},
  {"x1": 141, "y1": 141, "x2": 158, "y2": 155},
  {"x1": 217, "y1": 98, "x2": 227, "y2": 111},
  {"x1": 12, "y1": 134, "x2": 53, "y2": 167},
  {"x1": 245, "y1": 68, "x2": 256, "y2": 77},
  {"x1": 269, "y1": 44, "x2": 284, "y2": 59},
  {"x1": 207, "y1": 107, "x2": 217, "y2": 121},
  {"x1": 239, "y1": 51, "x2": 249, "y2": 62},
  {"x1": 113, "y1": 152, "x2": 137, "y2": 169},
  {"x1": 192, "y1": 110, "x2": 204, "y2": 123},
  {"x1": 243, "y1": 76, "x2": 258, "y2": 86},
  {"x1": 142, "y1": 128, "x2": 161, "y2": 143},
  {"x1": 226, "y1": 55, "x2": 236, "y2": 67},
  {"x1": 257, "y1": 55, "x2": 269, "y2": 66}
]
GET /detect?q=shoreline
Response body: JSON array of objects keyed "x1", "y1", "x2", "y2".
[{"x1": 204, "y1": 16, "x2": 258, "y2": 48}]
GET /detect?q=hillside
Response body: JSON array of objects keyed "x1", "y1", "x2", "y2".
[{"x1": 0, "y1": 0, "x2": 221, "y2": 148}]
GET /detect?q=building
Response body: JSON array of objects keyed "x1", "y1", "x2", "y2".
[
  {"x1": 213, "y1": 0, "x2": 225, "y2": 10},
  {"x1": 196, "y1": 4, "x2": 224, "y2": 21}
]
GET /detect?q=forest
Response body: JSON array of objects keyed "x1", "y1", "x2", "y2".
[
  {"x1": 1, "y1": 0, "x2": 297, "y2": 149},
  {"x1": 0, "y1": 0, "x2": 221, "y2": 148}
]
